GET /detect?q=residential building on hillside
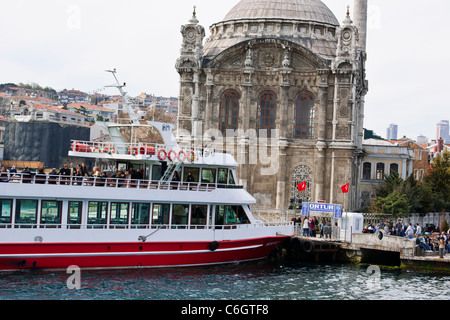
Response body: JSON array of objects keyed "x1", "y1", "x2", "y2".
[
  {"x1": 58, "y1": 89, "x2": 91, "y2": 104},
  {"x1": 393, "y1": 138, "x2": 430, "y2": 181},
  {"x1": 8, "y1": 95, "x2": 57, "y2": 107},
  {"x1": 66, "y1": 103, "x2": 114, "y2": 122},
  {"x1": 427, "y1": 139, "x2": 450, "y2": 159},
  {"x1": 10, "y1": 104, "x2": 85, "y2": 126},
  {"x1": 1, "y1": 86, "x2": 55, "y2": 100},
  {"x1": 136, "y1": 93, "x2": 155, "y2": 106}
]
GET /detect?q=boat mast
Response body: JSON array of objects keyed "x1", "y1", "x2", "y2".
[{"x1": 105, "y1": 69, "x2": 140, "y2": 145}]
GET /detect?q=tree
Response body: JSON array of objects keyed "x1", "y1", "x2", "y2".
[
  {"x1": 374, "y1": 191, "x2": 411, "y2": 217},
  {"x1": 425, "y1": 150, "x2": 450, "y2": 206},
  {"x1": 425, "y1": 150, "x2": 450, "y2": 230},
  {"x1": 375, "y1": 171, "x2": 403, "y2": 198},
  {"x1": 400, "y1": 174, "x2": 433, "y2": 214}
]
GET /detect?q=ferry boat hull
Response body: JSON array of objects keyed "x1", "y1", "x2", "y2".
[{"x1": 0, "y1": 236, "x2": 288, "y2": 271}]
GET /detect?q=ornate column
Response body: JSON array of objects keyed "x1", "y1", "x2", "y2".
[
  {"x1": 275, "y1": 46, "x2": 292, "y2": 209},
  {"x1": 315, "y1": 71, "x2": 329, "y2": 201}
]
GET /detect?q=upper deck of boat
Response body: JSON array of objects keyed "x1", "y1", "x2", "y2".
[{"x1": 0, "y1": 172, "x2": 243, "y2": 193}]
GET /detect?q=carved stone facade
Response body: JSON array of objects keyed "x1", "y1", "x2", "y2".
[{"x1": 176, "y1": 0, "x2": 369, "y2": 211}]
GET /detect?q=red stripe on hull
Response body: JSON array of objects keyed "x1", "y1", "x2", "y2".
[{"x1": 0, "y1": 237, "x2": 288, "y2": 271}]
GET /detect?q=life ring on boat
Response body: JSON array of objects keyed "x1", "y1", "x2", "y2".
[
  {"x1": 168, "y1": 150, "x2": 177, "y2": 162},
  {"x1": 187, "y1": 151, "x2": 196, "y2": 162},
  {"x1": 178, "y1": 150, "x2": 187, "y2": 162},
  {"x1": 302, "y1": 240, "x2": 315, "y2": 254},
  {"x1": 209, "y1": 241, "x2": 220, "y2": 252},
  {"x1": 158, "y1": 149, "x2": 167, "y2": 161}
]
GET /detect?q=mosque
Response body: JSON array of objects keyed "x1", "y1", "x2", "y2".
[{"x1": 175, "y1": 0, "x2": 369, "y2": 211}]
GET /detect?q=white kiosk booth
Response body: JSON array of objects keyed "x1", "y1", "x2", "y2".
[{"x1": 340, "y1": 212, "x2": 364, "y2": 242}]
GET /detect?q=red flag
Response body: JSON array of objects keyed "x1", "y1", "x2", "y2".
[
  {"x1": 341, "y1": 183, "x2": 350, "y2": 193},
  {"x1": 297, "y1": 181, "x2": 307, "y2": 192}
]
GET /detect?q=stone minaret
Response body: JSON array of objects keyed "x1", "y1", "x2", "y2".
[{"x1": 353, "y1": 0, "x2": 368, "y2": 51}]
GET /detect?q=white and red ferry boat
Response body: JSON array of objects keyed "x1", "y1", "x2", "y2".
[{"x1": 0, "y1": 73, "x2": 294, "y2": 272}]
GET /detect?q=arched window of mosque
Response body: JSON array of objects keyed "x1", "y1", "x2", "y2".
[
  {"x1": 219, "y1": 90, "x2": 240, "y2": 135},
  {"x1": 294, "y1": 90, "x2": 314, "y2": 139},
  {"x1": 257, "y1": 90, "x2": 277, "y2": 137}
]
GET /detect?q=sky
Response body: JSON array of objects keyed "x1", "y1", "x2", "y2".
[{"x1": 1, "y1": 0, "x2": 449, "y2": 141}]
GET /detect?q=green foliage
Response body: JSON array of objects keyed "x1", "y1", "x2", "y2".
[
  {"x1": 370, "y1": 150, "x2": 450, "y2": 215},
  {"x1": 373, "y1": 191, "x2": 411, "y2": 217},
  {"x1": 424, "y1": 150, "x2": 450, "y2": 212}
]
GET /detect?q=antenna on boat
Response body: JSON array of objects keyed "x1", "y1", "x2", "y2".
[{"x1": 105, "y1": 69, "x2": 140, "y2": 125}]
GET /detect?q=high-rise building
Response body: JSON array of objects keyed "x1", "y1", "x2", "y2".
[
  {"x1": 416, "y1": 135, "x2": 428, "y2": 146},
  {"x1": 436, "y1": 120, "x2": 450, "y2": 142},
  {"x1": 386, "y1": 124, "x2": 398, "y2": 141}
]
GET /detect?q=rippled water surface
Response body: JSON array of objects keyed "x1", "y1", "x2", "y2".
[{"x1": 0, "y1": 262, "x2": 449, "y2": 300}]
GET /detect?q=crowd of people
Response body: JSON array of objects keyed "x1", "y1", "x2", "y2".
[
  {"x1": 292, "y1": 216, "x2": 339, "y2": 240},
  {"x1": 363, "y1": 218, "x2": 450, "y2": 259},
  {"x1": 290, "y1": 215, "x2": 450, "y2": 259},
  {"x1": 0, "y1": 163, "x2": 146, "y2": 186}
]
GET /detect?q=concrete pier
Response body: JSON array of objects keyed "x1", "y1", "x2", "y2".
[{"x1": 283, "y1": 231, "x2": 450, "y2": 272}]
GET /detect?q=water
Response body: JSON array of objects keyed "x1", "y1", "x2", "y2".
[{"x1": 0, "y1": 261, "x2": 449, "y2": 301}]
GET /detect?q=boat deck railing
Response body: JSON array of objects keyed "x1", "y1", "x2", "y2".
[
  {"x1": 0, "y1": 173, "x2": 243, "y2": 192},
  {"x1": 69, "y1": 140, "x2": 215, "y2": 159}
]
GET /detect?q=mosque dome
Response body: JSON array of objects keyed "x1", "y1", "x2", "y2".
[
  {"x1": 223, "y1": 0, "x2": 339, "y2": 26},
  {"x1": 202, "y1": 0, "x2": 341, "y2": 62}
]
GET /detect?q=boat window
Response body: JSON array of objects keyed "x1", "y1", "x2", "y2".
[
  {"x1": 88, "y1": 201, "x2": 108, "y2": 227},
  {"x1": 216, "y1": 205, "x2": 250, "y2": 225},
  {"x1": 15, "y1": 200, "x2": 38, "y2": 227},
  {"x1": 218, "y1": 168, "x2": 228, "y2": 184},
  {"x1": 201, "y1": 168, "x2": 216, "y2": 184},
  {"x1": 172, "y1": 169, "x2": 182, "y2": 182},
  {"x1": 152, "y1": 165, "x2": 162, "y2": 181},
  {"x1": 172, "y1": 204, "x2": 189, "y2": 226},
  {"x1": 68, "y1": 201, "x2": 82, "y2": 228},
  {"x1": 191, "y1": 205, "x2": 207, "y2": 226},
  {"x1": 132, "y1": 203, "x2": 150, "y2": 226},
  {"x1": 110, "y1": 202, "x2": 129, "y2": 225},
  {"x1": 215, "y1": 206, "x2": 224, "y2": 225},
  {"x1": 229, "y1": 171, "x2": 236, "y2": 185},
  {"x1": 152, "y1": 204, "x2": 170, "y2": 226},
  {"x1": 0, "y1": 199, "x2": 12, "y2": 225},
  {"x1": 184, "y1": 167, "x2": 199, "y2": 183},
  {"x1": 41, "y1": 201, "x2": 62, "y2": 226}
]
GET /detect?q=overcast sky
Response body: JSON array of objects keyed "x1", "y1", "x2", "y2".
[{"x1": 1, "y1": 0, "x2": 449, "y2": 141}]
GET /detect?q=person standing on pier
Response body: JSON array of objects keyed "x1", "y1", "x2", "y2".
[
  {"x1": 406, "y1": 223, "x2": 415, "y2": 239},
  {"x1": 395, "y1": 220, "x2": 403, "y2": 236},
  {"x1": 415, "y1": 223, "x2": 422, "y2": 237},
  {"x1": 302, "y1": 217, "x2": 309, "y2": 237},
  {"x1": 438, "y1": 235, "x2": 445, "y2": 258}
]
